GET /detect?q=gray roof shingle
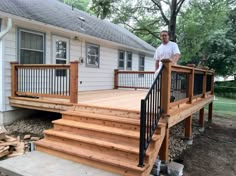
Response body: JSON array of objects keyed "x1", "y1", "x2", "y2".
[{"x1": 0, "y1": 0, "x2": 155, "y2": 52}]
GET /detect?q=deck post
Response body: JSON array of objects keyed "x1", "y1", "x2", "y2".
[
  {"x1": 11, "y1": 62, "x2": 18, "y2": 97},
  {"x1": 187, "y1": 64, "x2": 195, "y2": 103},
  {"x1": 114, "y1": 69, "x2": 118, "y2": 89},
  {"x1": 159, "y1": 127, "x2": 169, "y2": 162},
  {"x1": 69, "y1": 61, "x2": 79, "y2": 103},
  {"x1": 202, "y1": 71, "x2": 207, "y2": 98},
  {"x1": 185, "y1": 115, "x2": 192, "y2": 139},
  {"x1": 208, "y1": 102, "x2": 213, "y2": 123},
  {"x1": 199, "y1": 107, "x2": 205, "y2": 127},
  {"x1": 211, "y1": 72, "x2": 214, "y2": 95},
  {"x1": 161, "y1": 59, "x2": 172, "y2": 115}
]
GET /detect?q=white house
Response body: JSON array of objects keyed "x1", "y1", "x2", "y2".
[{"x1": 0, "y1": 0, "x2": 156, "y2": 124}]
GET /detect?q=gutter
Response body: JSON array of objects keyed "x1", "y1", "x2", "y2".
[{"x1": 0, "y1": 18, "x2": 12, "y2": 40}]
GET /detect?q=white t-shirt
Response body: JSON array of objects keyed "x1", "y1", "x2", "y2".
[{"x1": 153, "y1": 41, "x2": 180, "y2": 61}]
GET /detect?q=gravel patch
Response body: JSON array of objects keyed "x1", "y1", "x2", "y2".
[
  {"x1": 169, "y1": 113, "x2": 203, "y2": 161},
  {"x1": 4, "y1": 112, "x2": 60, "y2": 138}
]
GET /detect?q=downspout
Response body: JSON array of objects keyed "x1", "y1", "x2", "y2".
[
  {"x1": 0, "y1": 18, "x2": 12, "y2": 115},
  {"x1": 0, "y1": 18, "x2": 12, "y2": 40}
]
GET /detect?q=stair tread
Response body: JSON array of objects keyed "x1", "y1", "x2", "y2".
[
  {"x1": 62, "y1": 111, "x2": 140, "y2": 125},
  {"x1": 44, "y1": 129, "x2": 141, "y2": 154},
  {"x1": 36, "y1": 139, "x2": 148, "y2": 172},
  {"x1": 53, "y1": 119, "x2": 140, "y2": 138}
]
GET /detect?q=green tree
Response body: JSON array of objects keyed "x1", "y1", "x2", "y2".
[
  {"x1": 63, "y1": 0, "x2": 91, "y2": 12},
  {"x1": 205, "y1": 30, "x2": 236, "y2": 76},
  {"x1": 177, "y1": 0, "x2": 229, "y2": 64},
  {"x1": 91, "y1": 0, "x2": 187, "y2": 43},
  {"x1": 90, "y1": 0, "x2": 113, "y2": 19}
]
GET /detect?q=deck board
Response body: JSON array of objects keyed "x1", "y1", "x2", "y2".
[{"x1": 77, "y1": 89, "x2": 148, "y2": 111}]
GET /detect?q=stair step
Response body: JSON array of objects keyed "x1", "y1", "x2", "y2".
[
  {"x1": 53, "y1": 119, "x2": 140, "y2": 139},
  {"x1": 62, "y1": 111, "x2": 140, "y2": 131},
  {"x1": 36, "y1": 139, "x2": 148, "y2": 173},
  {"x1": 62, "y1": 111, "x2": 140, "y2": 124},
  {"x1": 73, "y1": 104, "x2": 140, "y2": 119},
  {"x1": 44, "y1": 129, "x2": 140, "y2": 154}
]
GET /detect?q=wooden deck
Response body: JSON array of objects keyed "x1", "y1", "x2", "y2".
[{"x1": 9, "y1": 61, "x2": 215, "y2": 175}]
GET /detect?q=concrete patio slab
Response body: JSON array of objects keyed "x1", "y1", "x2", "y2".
[{"x1": 0, "y1": 151, "x2": 120, "y2": 176}]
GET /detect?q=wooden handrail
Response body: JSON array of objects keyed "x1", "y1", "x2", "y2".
[
  {"x1": 117, "y1": 70, "x2": 154, "y2": 74},
  {"x1": 172, "y1": 64, "x2": 214, "y2": 74},
  {"x1": 16, "y1": 64, "x2": 70, "y2": 69}
]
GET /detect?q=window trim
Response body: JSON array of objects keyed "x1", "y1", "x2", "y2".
[
  {"x1": 118, "y1": 50, "x2": 125, "y2": 70},
  {"x1": 138, "y1": 54, "x2": 145, "y2": 78},
  {"x1": 138, "y1": 54, "x2": 145, "y2": 71},
  {"x1": 126, "y1": 52, "x2": 132, "y2": 70},
  {"x1": 17, "y1": 28, "x2": 46, "y2": 64},
  {"x1": 86, "y1": 43, "x2": 100, "y2": 68}
]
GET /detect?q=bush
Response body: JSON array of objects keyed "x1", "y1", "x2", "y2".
[{"x1": 214, "y1": 80, "x2": 236, "y2": 98}]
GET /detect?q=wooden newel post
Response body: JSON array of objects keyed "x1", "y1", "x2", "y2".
[
  {"x1": 202, "y1": 71, "x2": 207, "y2": 98},
  {"x1": 161, "y1": 59, "x2": 172, "y2": 115},
  {"x1": 187, "y1": 64, "x2": 195, "y2": 104},
  {"x1": 11, "y1": 62, "x2": 18, "y2": 97},
  {"x1": 159, "y1": 59, "x2": 171, "y2": 162},
  {"x1": 114, "y1": 69, "x2": 118, "y2": 89},
  {"x1": 211, "y1": 71, "x2": 215, "y2": 95},
  {"x1": 70, "y1": 61, "x2": 79, "y2": 103}
]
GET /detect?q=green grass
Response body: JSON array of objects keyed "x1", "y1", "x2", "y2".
[{"x1": 213, "y1": 96, "x2": 236, "y2": 118}]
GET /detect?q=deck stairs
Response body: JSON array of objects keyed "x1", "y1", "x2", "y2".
[{"x1": 35, "y1": 105, "x2": 166, "y2": 176}]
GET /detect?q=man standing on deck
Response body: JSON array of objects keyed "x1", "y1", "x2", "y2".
[{"x1": 154, "y1": 30, "x2": 180, "y2": 72}]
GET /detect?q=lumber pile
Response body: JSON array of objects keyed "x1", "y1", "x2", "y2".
[{"x1": 0, "y1": 126, "x2": 40, "y2": 159}]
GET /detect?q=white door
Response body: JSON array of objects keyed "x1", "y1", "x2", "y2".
[{"x1": 52, "y1": 36, "x2": 70, "y2": 95}]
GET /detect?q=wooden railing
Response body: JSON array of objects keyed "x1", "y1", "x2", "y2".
[
  {"x1": 11, "y1": 61, "x2": 79, "y2": 103},
  {"x1": 114, "y1": 69, "x2": 155, "y2": 89},
  {"x1": 137, "y1": 59, "x2": 214, "y2": 167},
  {"x1": 168, "y1": 63, "x2": 214, "y2": 110}
]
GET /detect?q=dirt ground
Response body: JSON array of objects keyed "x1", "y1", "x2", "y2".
[{"x1": 182, "y1": 114, "x2": 236, "y2": 176}]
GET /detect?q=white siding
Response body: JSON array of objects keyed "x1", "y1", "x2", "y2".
[
  {"x1": 78, "y1": 46, "x2": 118, "y2": 91},
  {"x1": 145, "y1": 56, "x2": 155, "y2": 71},
  {"x1": 1, "y1": 17, "x2": 155, "y2": 111}
]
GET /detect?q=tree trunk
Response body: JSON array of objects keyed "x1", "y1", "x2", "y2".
[
  {"x1": 168, "y1": 0, "x2": 177, "y2": 42},
  {"x1": 168, "y1": 15, "x2": 177, "y2": 42}
]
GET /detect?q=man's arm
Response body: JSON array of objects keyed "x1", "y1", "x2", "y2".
[
  {"x1": 172, "y1": 53, "x2": 180, "y2": 64},
  {"x1": 172, "y1": 43, "x2": 180, "y2": 64}
]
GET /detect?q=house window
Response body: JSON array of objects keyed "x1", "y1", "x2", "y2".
[
  {"x1": 86, "y1": 43, "x2": 99, "y2": 68},
  {"x1": 139, "y1": 55, "x2": 145, "y2": 71},
  {"x1": 56, "y1": 41, "x2": 67, "y2": 76},
  {"x1": 118, "y1": 50, "x2": 125, "y2": 70},
  {"x1": 126, "y1": 52, "x2": 132, "y2": 70},
  {"x1": 18, "y1": 29, "x2": 45, "y2": 64},
  {"x1": 139, "y1": 54, "x2": 145, "y2": 77}
]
